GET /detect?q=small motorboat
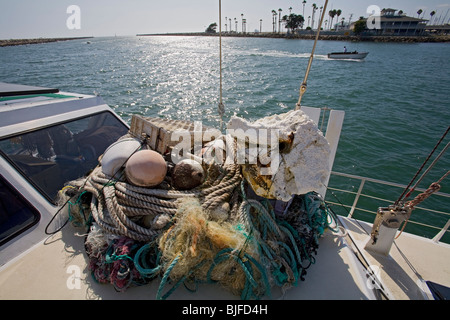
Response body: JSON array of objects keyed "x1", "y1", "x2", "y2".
[{"x1": 327, "y1": 51, "x2": 369, "y2": 60}]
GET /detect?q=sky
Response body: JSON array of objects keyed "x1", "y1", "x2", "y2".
[{"x1": 1, "y1": 0, "x2": 449, "y2": 39}]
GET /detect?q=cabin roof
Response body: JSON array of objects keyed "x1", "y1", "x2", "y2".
[{"x1": 0, "y1": 82, "x2": 59, "y2": 97}]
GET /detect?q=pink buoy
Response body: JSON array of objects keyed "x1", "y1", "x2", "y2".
[{"x1": 125, "y1": 150, "x2": 167, "y2": 187}]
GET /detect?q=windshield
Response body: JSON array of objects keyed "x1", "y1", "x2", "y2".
[{"x1": 0, "y1": 111, "x2": 128, "y2": 203}]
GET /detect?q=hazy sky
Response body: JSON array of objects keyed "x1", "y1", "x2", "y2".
[{"x1": 1, "y1": 0, "x2": 449, "y2": 39}]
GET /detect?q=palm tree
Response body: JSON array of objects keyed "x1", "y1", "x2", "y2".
[
  {"x1": 234, "y1": 17, "x2": 237, "y2": 32},
  {"x1": 272, "y1": 10, "x2": 277, "y2": 32},
  {"x1": 319, "y1": 6, "x2": 323, "y2": 27},
  {"x1": 260, "y1": 19, "x2": 263, "y2": 33},
  {"x1": 278, "y1": 8, "x2": 283, "y2": 33},
  {"x1": 311, "y1": 3, "x2": 317, "y2": 29},
  {"x1": 335, "y1": 9, "x2": 342, "y2": 29},
  {"x1": 329, "y1": 9, "x2": 336, "y2": 30},
  {"x1": 417, "y1": 9, "x2": 423, "y2": 18},
  {"x1": 289, "y1": 7, "x2": 292, "y2": 14},
  {"x1": 430, "y1": 10, "x2": 436, "y2": 25},
  {"x1": 241, "y1": 13, "x2": 244, "y2": 33}
]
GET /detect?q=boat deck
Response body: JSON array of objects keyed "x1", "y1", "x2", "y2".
[
  {"x1": 339, "y1": 216, "x2": 450, "y2": 300},
  {"x1": 1, "y1": 214, "x2": 448, "y2": 300},
  {"x1": 0, "y1": 221, "x2": 370, "y2": 299}
]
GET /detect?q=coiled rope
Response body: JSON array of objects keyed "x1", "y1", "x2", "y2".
[{"x1": 70, "y1": 135, "x2": 240, "y2": 242}]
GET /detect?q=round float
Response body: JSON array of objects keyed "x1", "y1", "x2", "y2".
[
  {"x1": 125, "y1": 149, "x2": 167, "y2": 187},
  {"x1": 101, "y1": 138, "x2": 142, "y2": 176}
]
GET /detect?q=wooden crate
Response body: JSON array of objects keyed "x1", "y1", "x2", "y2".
[{"x1": 129, "y1": 115, "x2": 216, "y2": 155}]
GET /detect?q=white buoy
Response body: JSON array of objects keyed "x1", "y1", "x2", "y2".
[{"x1": 101, "y1": 138, "x2": 142, "y2": 176}]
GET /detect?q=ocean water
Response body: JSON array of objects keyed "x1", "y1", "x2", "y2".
[{"x1": 1, "y1": 35, "x2": 449, "y2": 241}]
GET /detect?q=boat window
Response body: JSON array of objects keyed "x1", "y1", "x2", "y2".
[
  {"x1": 0, "y1": 174, "x2": 40, "y2": 246},
  {"x1": 0, "y1": 112, "x2": 128, "y2": 204}
]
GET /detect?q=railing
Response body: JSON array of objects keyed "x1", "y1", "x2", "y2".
[{"x1": 325, "y1": 171, "x2": 450, "y2": 243}]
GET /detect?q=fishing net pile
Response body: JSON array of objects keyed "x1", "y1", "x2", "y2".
[{"x1": 59, "y1": 111, "x2": 336, "y2": 299}]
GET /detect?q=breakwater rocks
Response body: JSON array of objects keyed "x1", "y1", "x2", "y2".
[
  {"x1": 139, "y1": 32, "x2": 450, "y2": 43},
  {"x1": 0, "y1": 37, "x2": 93, "y2": 47}
]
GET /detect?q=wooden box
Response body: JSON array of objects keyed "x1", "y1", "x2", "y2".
[{"x1": 129, "y1": 115, "x2": 215, "y2": 155}]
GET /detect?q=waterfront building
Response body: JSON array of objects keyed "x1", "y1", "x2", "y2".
[{"x1": 356, "y1": 8, "x2": 428, "y2": 36}]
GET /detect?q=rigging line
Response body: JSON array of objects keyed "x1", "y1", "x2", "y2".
[
  {"x1": 321, "y1": 182, "x2": 370, "y2": 236},
  {"x1": 308, "y1": 182, "x2": 389, "y2": 299},
  {"x1": 44, "y1": 165, "x2": 99, "y2": 235},
  {"x1": 44, "y1": 136, "x2": 146, "y2": 235},
  {"x1": 395, "y1": 168, "x2": 450, "y2": 239},
  {"x1": 295, "y1": 0, "x2": 329, "y2": 111},
  {"x1": 397, "y1": 126, "x2": 449, "y2": 203},
  {"x1": 403, "y1": 140, "x2": 450, "y2": 202},
  {"x1": 326, "y1": 202, "x2": 390, "y2": 300},
  {"x1": 325, "y1": 184, "x2": 428, "y2": 299}
]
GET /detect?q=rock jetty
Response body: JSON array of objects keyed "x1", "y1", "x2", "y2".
[{"x1": 0, "y1": 37, "x2": 93, "y2": 47}]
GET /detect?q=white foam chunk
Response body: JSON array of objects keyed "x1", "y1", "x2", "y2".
[{"x1": 227, "y1": 109, "x2": 331, "y2": 201}]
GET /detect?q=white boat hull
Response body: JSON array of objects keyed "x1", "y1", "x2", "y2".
[{"x1": 327, "y1": 52, "x2": 369, "y2": 60}]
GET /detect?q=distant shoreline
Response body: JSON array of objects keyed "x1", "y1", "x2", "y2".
[
  {"x1": 138, "y1": 32, "x2": 450, "y2": 43},
  {"x1": 0, "y1": 37, "x2": 93, "y2": 47},
  {"x1": 2, "y1": 34, "x2": 448, "y2": 47}
]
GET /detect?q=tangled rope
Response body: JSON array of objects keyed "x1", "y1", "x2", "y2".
[
  {"x1": 60, "y1": 133, "x2": 333, "y2": 299},
  {"x1": 85, "y1": 224, "x2": 160, "y2": 291},
  {"x1": 237, "y1": 184, "x2": 334, "y2": 292},
  {"x1": 396, "y1": 171, "x2": 449, "y2": 239},
  {"x1": 406, "y1": 181, "x2": 441, "y2": 210}
]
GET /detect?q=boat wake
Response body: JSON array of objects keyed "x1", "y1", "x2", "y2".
[
  {"x1": 248, "y1": 49, "x2": 364, "y2": 62},
  {"x1": 246, "y1": 49, "x2": 329, "y2": 60}
]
